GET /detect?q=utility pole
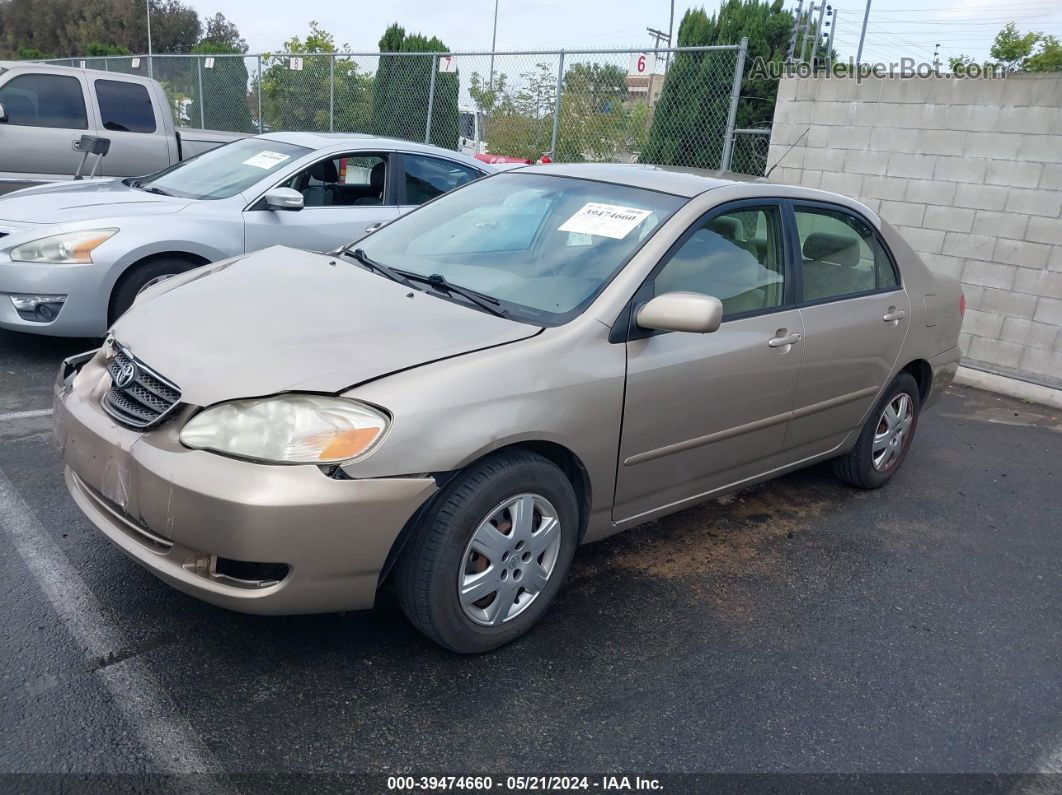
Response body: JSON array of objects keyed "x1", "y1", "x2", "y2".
[
  {"x1": 856, "y1": 0, "x2": 872, "y2": 65},
  {"x1": 665, "y1": 0, "x2": 675, "y2": 73},
  {"x1": 826, "y1": 9, "x2": 838, "y2": 68},
  {"x1": 933, "y1": 42, "x2": 941, "y2": 70},
  {"x1": 786, "y1": 0, "x2": 804, "y2": 63},
  {"x1": 809, "y1": 3, "x2": 829, "y2": 68},
  {"x1": 646, "y1": 26, "x2": 670, "y2": 106},
  {"x1": 145, "y1": 0, "x2": 153, "y2": 77},
  {"x1": 800, "y1": 3, "x2": 818, "y2": 65}
]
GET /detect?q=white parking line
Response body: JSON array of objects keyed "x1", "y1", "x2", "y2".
[
  {"x1": 0, "y1": 467, "x2": 219, "y2": 775},
  {"x1": 0, "y1": 408, "x2": 53, "y2": 422}
]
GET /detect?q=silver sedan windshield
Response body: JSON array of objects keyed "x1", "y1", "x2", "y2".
[
  {"x1": 137, "y1": 139, "x2": 310, "y2": 200},
  {"x1": 356, "y1": 172, "x2": 686, "y2": 323}
]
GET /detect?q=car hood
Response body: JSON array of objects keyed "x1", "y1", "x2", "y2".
[
  {"x1": 112, "y1": 246, "x2": 542, "y2": 407},
  {"x1": 0, "y1": 178, "x2": 190, "y2": 225}
]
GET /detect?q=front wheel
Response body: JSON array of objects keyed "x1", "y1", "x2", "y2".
[
  {"x1": 395, "y1": 450, "x2": 579, "y2": 653},
  {"x1": 109, "y1": 258, "x2": 198, "y2": 325},
  {"x1": 833, "y1": 372, "x2": 921, "y2": 489}
]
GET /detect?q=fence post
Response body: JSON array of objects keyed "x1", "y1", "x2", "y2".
[
  {"x1": 720, "y1": 38, "x2": 748, "y2": 173},
  {"x1": 329, "y1": 54, "x2": 335, "y2": 132},
  {"x1": 256, "y1": 55, "x2": 263, "y2": 134},
  {"x1": 197, "y1": 55, "x2": 205, "y2": 128},
  {"x1": 424, "y1": 55, "x2": 438, "y2": 144},
  {"x1": 549, "y1": 50, "x2": 565, "y2": 161},
  {"x1": 104, "y1": 57, "x2": 110, "y2": 72}
]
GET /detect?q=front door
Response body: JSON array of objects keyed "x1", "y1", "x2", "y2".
[
  {"x1": 243, "y1": 151, "x2": 400, "y2": 254},
  {"x1": 780, "y1": 202, "x2": 912, "y2": 464},
  {"x1": 614, "y1": 202, "x2": 804, "y2": 523},
  {"x1": 0, "y1": 71, "x2": 92, "y2": 177}
]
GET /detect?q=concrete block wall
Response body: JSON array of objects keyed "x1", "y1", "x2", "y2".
[{"x1": 767, "y1": 74, "x2": 1062, "y2": 389}]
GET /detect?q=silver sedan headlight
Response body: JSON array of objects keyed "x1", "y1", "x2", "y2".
[
  {"x1": 9, "y1": 228, "x2": 118, "y2": 264},
  {"x1": 179, "y1": 395, "x2": 390, "y2": 464}
]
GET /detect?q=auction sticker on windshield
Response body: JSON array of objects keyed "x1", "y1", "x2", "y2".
[
  {"x1": 242, "y1": 151, "x2": 292, "y2": 169},
  {"x1": 558, "y1": 202, "x2": 654, "y2": 239}
]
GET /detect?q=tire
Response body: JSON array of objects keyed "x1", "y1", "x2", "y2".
[
  {"x1": 833, "y1": 372, "x2": 921, "y2": 489},
  {"x1": 395, "y1": 450, "x2": 579, "y2": 654},
  {"x1": 109, "y1": 257, "x2": 198, "y2": 325}
]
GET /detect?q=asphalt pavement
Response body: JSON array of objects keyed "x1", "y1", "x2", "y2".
[{"x1": 1, "y1": 326, "x2": 1060, "y2": 788}]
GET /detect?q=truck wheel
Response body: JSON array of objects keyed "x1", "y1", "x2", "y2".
[
  {"x1": 109, "y1": 257, "x2": 198, "y2": 325},
  {"x1": 833, "y1": 372, "x2": 921, "y2": 489},
  {"x1": 395, "y1": 450, "x2": 579, "y2": 654}
]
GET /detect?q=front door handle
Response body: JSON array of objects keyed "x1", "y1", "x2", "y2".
[
  {"x1": 768, "y1": 332, "x2": 802, "y2": 348},
  {"x1": 883, "y1": 308, "x2": 906, "y2": 322}
]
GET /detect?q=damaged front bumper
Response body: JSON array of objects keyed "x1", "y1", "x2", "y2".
[{"x1": 54, "y1": 349, "x2": 438, "y2": 615}]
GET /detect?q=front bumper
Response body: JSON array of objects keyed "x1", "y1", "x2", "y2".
[
  {"x1": 54, "y1": 350, "x2": 438, "y2": 614},
  {"x1": 0, "y1": 255, "x2": 114, "y2": 337}
]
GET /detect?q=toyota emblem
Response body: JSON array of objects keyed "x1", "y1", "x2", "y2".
[{"x1": 114, "y1": 362, "x2": 138, "y2": 389}]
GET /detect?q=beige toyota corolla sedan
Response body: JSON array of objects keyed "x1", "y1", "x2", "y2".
[{"x1": 54, "y1": 164, "x2": 963, "y2": 653}]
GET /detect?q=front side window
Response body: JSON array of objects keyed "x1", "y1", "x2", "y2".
[
  {"x1": 95, "y1": 79, "x2": 156, "y2": 133},
  {"x1": 356, "y1": 172, "x2": 685, "y2": 324},
  {"x1": 403, "y1": 155, "x2": 482, "y2": 205},
  {"x1": 135, "y1": 138, "x2": 310, "y2": 200},
  {"x1": 0, "y1": 73, "x2": 87, "y2": 129},
  {"x1": 654, "y1": 205, "x2": 785, "y2": 317},
  {"x1": 795, "y1": 207, "x2": 897, "y2": 301},
  {"x1": 282, "y1": 153, "x2": 388, "y2": 207}
]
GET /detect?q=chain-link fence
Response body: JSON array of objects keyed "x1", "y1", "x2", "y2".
[{"x1": 43, "y1": 42, "x2": 766, "y2": 174}]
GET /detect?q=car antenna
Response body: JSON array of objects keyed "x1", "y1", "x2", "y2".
[{"x1": 764, "y1": 127, "x2": 810, "y2": 180}]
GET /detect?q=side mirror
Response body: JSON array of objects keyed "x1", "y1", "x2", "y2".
[
  {"x1": 636, "y1": 291, "x2": 723, "y2": 334},
  {"x1": 0, "y1": 102, "x2": 7, "y2": 123},
  {"x1": 364, "y1": 221, "x2": 386, "y2": 234},
  {"x1": 264, "y1": 187, "x2": 304, "y2": 211}
]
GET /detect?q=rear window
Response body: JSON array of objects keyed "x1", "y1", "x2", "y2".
[{"x1": 95, "y1": 79, "x2": 156, "y2": 133}]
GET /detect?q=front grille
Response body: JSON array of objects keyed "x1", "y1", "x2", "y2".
[{"x1": 102, "y1": 346, "x2": 182, "y2": 429}]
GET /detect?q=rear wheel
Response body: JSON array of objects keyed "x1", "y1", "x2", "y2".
[
  {"x1": 833, "y1": 372, "x2": 920, "y2": 489},
  {"x1": 109, "y1": 257, "x2": 199, "y2": 325},
  {"x1": 395, "y1": 450, "x2": 578, "y2": 653}
]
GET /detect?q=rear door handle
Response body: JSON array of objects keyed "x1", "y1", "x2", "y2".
[
  {"x1": 768, "y1": 333, "x2": 801, "y2": 348},
  {"x1": 883, "y1": 309, "x2": 906, "y2": 322}
]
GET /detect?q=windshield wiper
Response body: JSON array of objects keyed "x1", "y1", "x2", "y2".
[
  {"x1": 395, "y1": 270, "x2": 509, "y2": 318},
  {"x1": 341, "y1": 247, "x2": 418, "y2": 290},
  {"x1": 140, "y1": 186, "x2": 171, "y2": 197}
]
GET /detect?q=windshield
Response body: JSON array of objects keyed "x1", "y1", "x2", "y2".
[
  {"x1": 135, "y1": 138, "x2": 310, "y2": 200},
  {"x1": 355, "y1": 172, "x2": 685, "y2": 324}
]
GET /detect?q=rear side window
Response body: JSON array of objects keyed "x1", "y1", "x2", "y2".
[
  {"x1": 794, "y1": 207, "x2": 898, "y2": 302},
  {"x1": 403, "y1": 155, "x2": 481, "y2": 205},
  {"x1": 0, "y1": 73, "x2": 87, "y2": 129},
  {"x1": 95, "y1": 79, "x2": 156, "y2": 133}
]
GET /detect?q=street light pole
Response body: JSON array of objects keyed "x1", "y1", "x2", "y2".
[
  {"x1": 488, "y1": 0, "x2": 499, "y2": 88},
  {"x1": 145, "y1": 0, "x2": 153, "y2": 77}
]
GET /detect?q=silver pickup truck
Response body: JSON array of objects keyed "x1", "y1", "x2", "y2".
[{"x1": 0, "y1": 61, "x2": 244, "y2": 190}]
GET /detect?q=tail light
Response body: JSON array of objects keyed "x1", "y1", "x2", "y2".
[{"x1": 959, "y1": 293, "x2": 966, "y2": 317}]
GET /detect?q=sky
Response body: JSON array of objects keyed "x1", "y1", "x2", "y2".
[{"x1": 188, "y1": 0, "x2": 1062, "y2": 67}]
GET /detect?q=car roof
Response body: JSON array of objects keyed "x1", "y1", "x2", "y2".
[
  {"x1": 0, "y1": 60, "x2": 155, "y2": 85},
  {"x1": 257, "y1": 131, "x2": 489, "y2": 163},
  {"x1": 510, "y1": 162, "x2": 765, "y2": 198}
]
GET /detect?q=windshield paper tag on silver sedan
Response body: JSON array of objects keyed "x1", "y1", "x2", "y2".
[
  {"x1": 558, "y1": 203, "x2": 654, "y2": 240},
  {"x1": 242, "y1": 151, "x2": 292, "y2": 169}
]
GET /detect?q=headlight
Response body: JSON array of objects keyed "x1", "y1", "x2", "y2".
[
  {"x1": 9, "y1": 228, "x2": 118, "y2": 264},
  {"x1": 179, "y1": 395, "x2": 389, "y2": 464}
]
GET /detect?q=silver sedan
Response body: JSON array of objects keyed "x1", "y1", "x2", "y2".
[{"x1": 0, "y1": 133, "x2": 491, "y2": 336}]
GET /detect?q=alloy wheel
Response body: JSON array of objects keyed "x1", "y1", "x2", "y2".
[{"x1": 872, "y1": 393, "x2": 914, "y2": 472}]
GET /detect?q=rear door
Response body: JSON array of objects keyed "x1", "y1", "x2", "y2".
[
  {"x1": 0, "y1": 71, "x2": 92, "y2": 177},
  {"x1": 780, "y1": 201, "x2": 911, "y2": 464},
  {"x1": 243, "y1": 151, "x2": 401, "y2": 253},
  {"x1": 614, "y1": 200, "x2": 805, "y2": 523},
  {"x1": 91, "y1": 78, "x2": 171, "y2": 177}
]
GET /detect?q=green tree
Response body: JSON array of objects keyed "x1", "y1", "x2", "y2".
[
  {"x1": 642, "y1": 0, "x2": 802, "y2": 174},
  {"x1": 257, "y1": 21, "x2": 372, "y2": 133},
  {"x1": 187, "y1": 41, "x2": 254, "y2": 132},
  {"x1": 1025, "y1": 35, "x2": 1062, "y2": 72},
  {"x1": 369, "y1": 23, "x2": 459, "y2": 149},
  {"x1": 990, "y1": 22, "x2": 1039, "y2": 72}
]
